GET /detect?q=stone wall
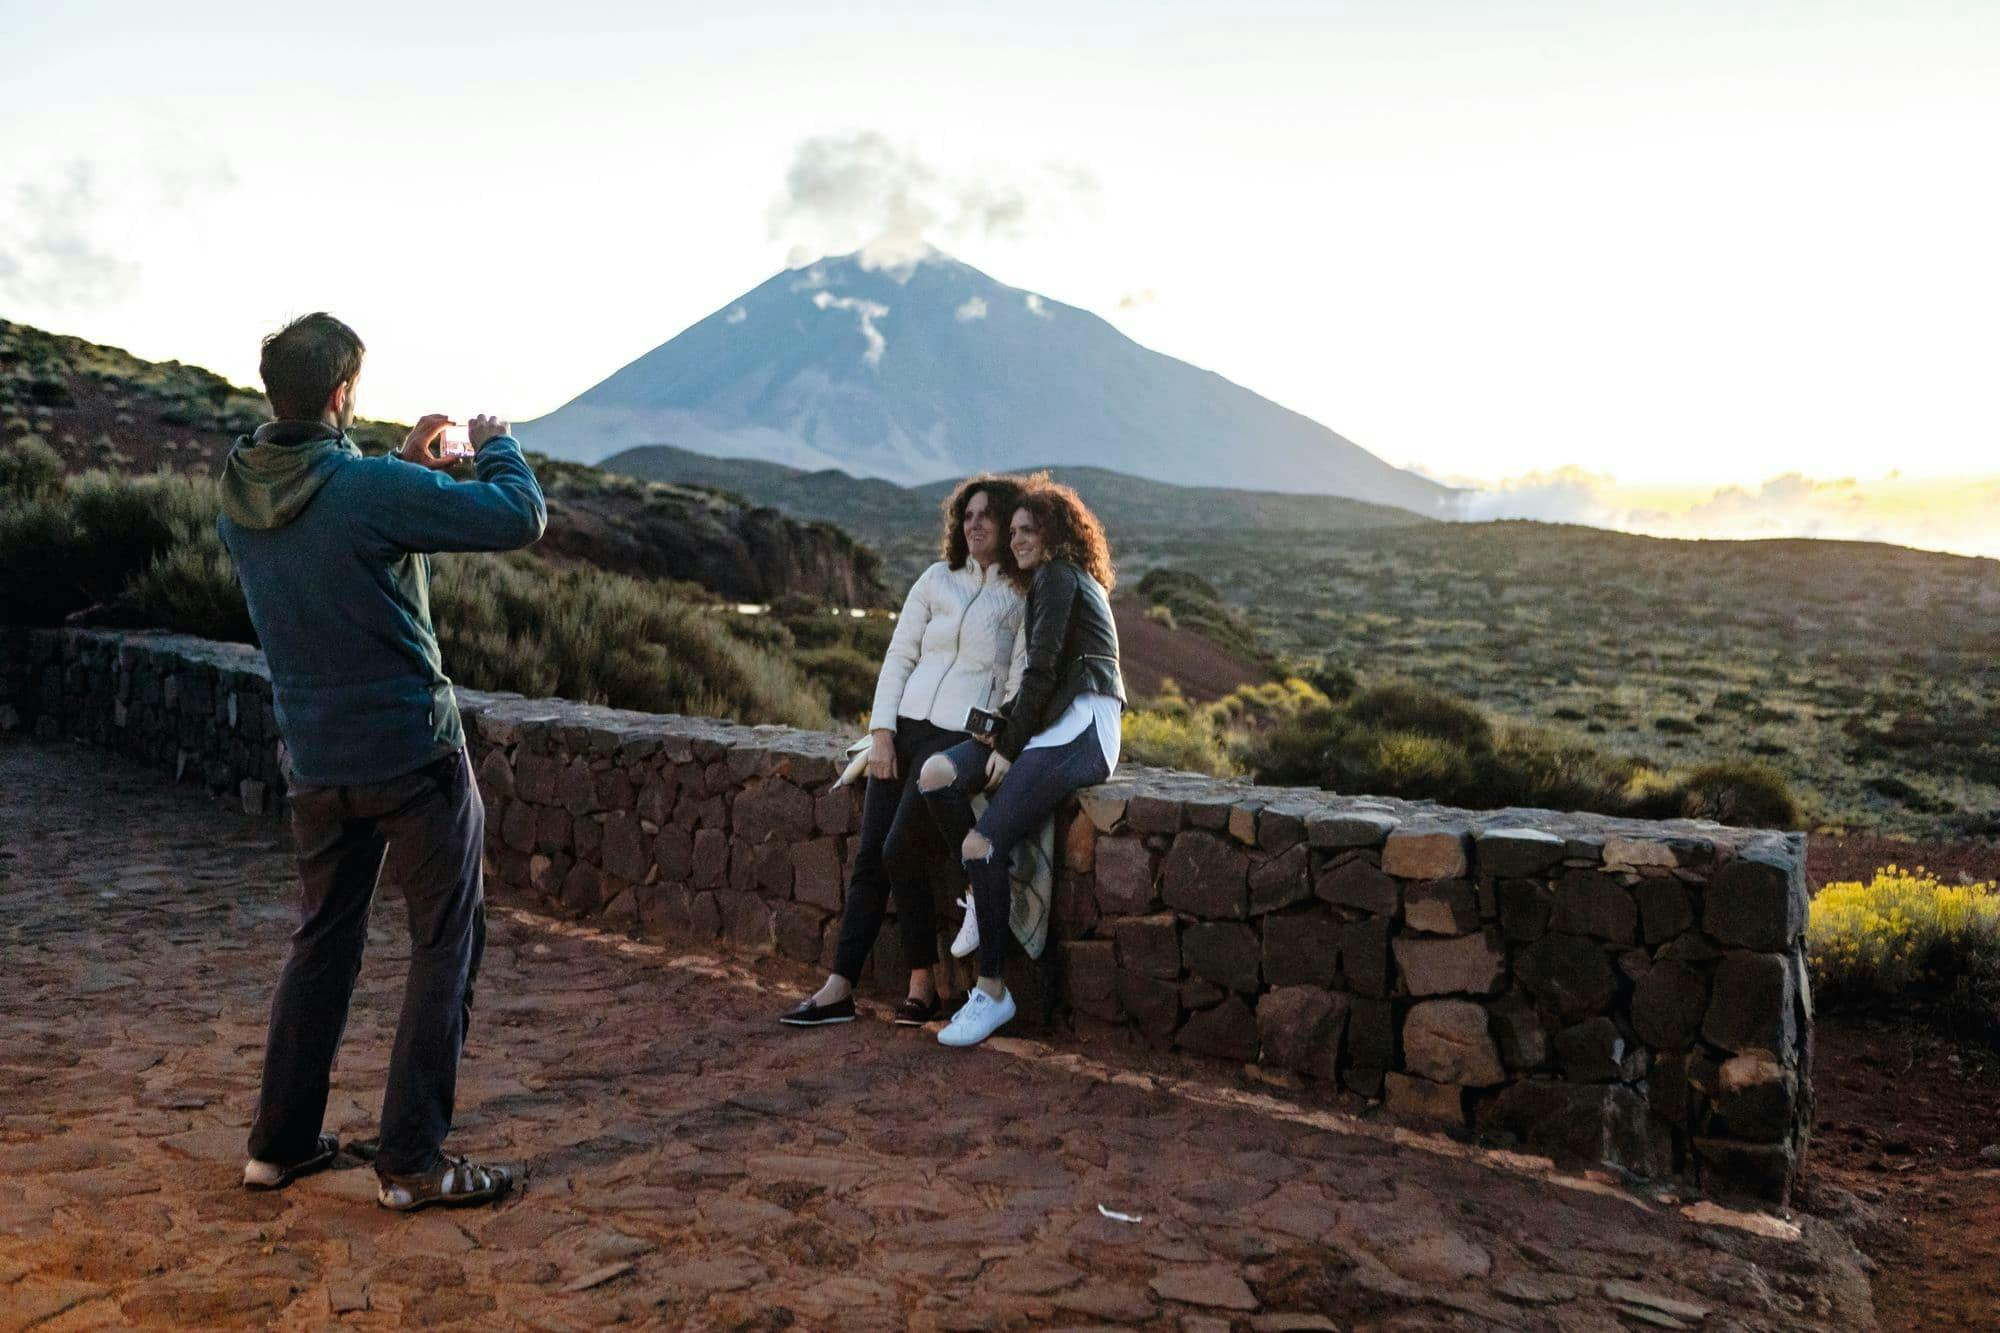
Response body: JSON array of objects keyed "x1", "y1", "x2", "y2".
[{"x1": 0, "y1": 627, "x2": 1814, "y2": 1202}]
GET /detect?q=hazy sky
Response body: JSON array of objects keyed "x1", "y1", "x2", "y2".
[{"x1": 3, "y1": 2, "x2": 1995, "y2": 546}]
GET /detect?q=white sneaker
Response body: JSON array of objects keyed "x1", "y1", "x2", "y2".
[
  {"x1": 937, "y1": 986, "x2": 1015, "y2": 1048},
  {"x1": 949, "y1": 893, "x2": 980, "y2": 959}
]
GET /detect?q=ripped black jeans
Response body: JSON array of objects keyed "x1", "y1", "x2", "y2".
[{"x1": 921, "y1": 725, "x2": 1110, "y2": 977}]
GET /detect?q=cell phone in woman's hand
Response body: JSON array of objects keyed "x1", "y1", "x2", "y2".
[
  {"x1": 965, "y1": 705, "x2": 1003, "y2": 738},
  {"x1": 438, "y1": 423, "x2": 474, "y2": 458}
]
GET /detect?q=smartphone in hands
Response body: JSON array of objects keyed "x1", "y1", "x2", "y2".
[{"x1": 438, "y1": 423, "x2": 474, "y2": 459}]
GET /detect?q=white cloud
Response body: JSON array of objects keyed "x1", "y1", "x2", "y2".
[
  {"x1": 725, "y1": 305, "x2": 747, "y2": 324},
  {"x1": 1118, "y1": 289, "x2": 1156, "y2": 310},
  {"x1": 1024, "y1": 292, "x2": 1050, "y2": 318},
  {"x1": 811, "y1": 289, "x2": 890, "y2": 366},
  {"x1": 1448, "y1": 466, "x2": 2000, "y2": 559},
  {"x1": 768, "y1": 131, "x2": 1100, "y2": 271},
  {"x1": 0, "y1": 162, "x2": 141, "y2": 308},
  {"x1": 954, "y1": 296, "x2": 987, "y2": 323}
]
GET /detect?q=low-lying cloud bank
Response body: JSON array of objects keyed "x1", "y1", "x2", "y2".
[{"x1": 1436, "y1": 465, "x2": 2000, "y2": 560}]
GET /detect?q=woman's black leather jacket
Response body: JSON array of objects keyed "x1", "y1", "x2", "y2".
[{"x1": 995, "y1": 558, "x2": 1125, "y2": 761}]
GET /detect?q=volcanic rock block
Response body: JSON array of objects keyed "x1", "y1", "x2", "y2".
[
  {"x1": 792, "y1": 838, "x2": 845, "y2": 912},
  {"x1": 1183, "y1": 922, "x2": 1261, "y2": 993},
  {"x1": 1553, "y1": 871, "x2": 1638, "y2": 944},
  {"x1": 1475, "y1": 1082, "x2": 1656, "y2": 1175},
  {"x1": 1342, "y1": 917, "x2": 1394, "y2": 998},
  {"x1": 1401, "y1": 1000, "x2": 1505, "y2": 1086},
  {"x1": 1066, "y1": 940, "x2": 1120, "y2": 1022},
  {"x1": 1404, "y1": 880, "x2": 1479, "y2": 935},
  {"x1": 1248, "y1": 844, "x2": 1311, "y2": 913},
  {"x1": 1094, "y1": 837, "x2": 1160, "y2": 915},
  {"x1": 1113, "y1": 914, "x2": 1181, "y2": 981},
  {"x1": 1702, "y1": 952, "x2": 1797, "y2": 1054},
  {"x1": 1382, "y1": 829, "x2": 1469, "y2": 881},
  {"x1": 1713, "y1": 1050, "x2": 1797, "y2": 1143},
  {"x1": 1393, "y1": 930, "x2": 1505, "y2": 997},
  {"x1": 692, "y1": 829, "x2": 728, "y2": 888},
  {"x1": 1306, "y1": 811, "x2": 1398, "y2": 849},
  {"x1": 653, "y1": 825, "x2": 694, "y2": 884},
  {"x1": 1473, "y1": 827, "x2": 1567, "y2": 878},
  {"x1": 774, "y1": 901, "x2": 827, "y2": 963},
  {"x1": 1383, "y1": 1071, "x2": 1469, "y2": 1126},
  {"x1": 1176, "y1": 995, "x2": 1258, "y2": 1061},
  {"x1": 602, "y1": 813, "x2": 649, "y2": 883},
  {"x1": 1704, "y1": 848, "x2": 1808, "y2": 952},
  {"x1": 1345, "y1": 994, "x2": 1397, "y2": 1071},
  {"x1": 1117, "y1": 970, "x2": 1179, "y2": 1043},
  {"x1": 1487, "y1": 995, "x2": 1549, "y2": 1069},
  {"x1": 1316, "y1": 856, "x2": 1399, "y2": 917},
  {"x1": 732, "y1": 777, "x2": 814, "y2": 845},
  {"x1": 1516, "y1": 934, "x2": 1618, "y2": 1021},
  {"x1": 1124, "y1": 795, "x2": 1184, "y2": 834},
  {"x1": 1631, "y1": 961, "x2": 1708, "y2": 1052},
  {"x1": 1554, "y1": 1017, "x2": 1626, "y2": 1082},
  {"x1": 1497, "y1": 879, "x2": 1553, "y2": 943},
  {"x1": 1161, "y1": 831, "x2": 1249, "y2": 919},
  {"x1": 1260, "y1": 909, "x2": 1342, "y2": 988},
  {"x1": 717, "y1": 890, "x2": 775, "y2": 953},
  {"x1": 1633, "y1": 878, "x2": 1695, "y2": 945},
  {"x1": 1257, "y1": 986, "x2": 1348, "y2": 1079}
]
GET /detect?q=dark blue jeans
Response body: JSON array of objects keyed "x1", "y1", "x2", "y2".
[
  {"x1": 247, "y1": 747, "x2": 486, "y2": 1177},
  {"x1": 922, "y1": 725, "x2": 1110, "y2": 977}
]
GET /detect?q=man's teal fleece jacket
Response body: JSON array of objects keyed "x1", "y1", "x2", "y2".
[{"x1": 217, "y1": 419, "x2": 547, "y2": 787}]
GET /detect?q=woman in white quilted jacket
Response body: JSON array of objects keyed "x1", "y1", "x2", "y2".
[{"x1": 780, "y1": 474, "x2": 1030, "y2": 1029}]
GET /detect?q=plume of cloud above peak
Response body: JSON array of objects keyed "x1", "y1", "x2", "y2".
[{"x1": 769, "y1": 131, "x2": 1099, "y2": 272}]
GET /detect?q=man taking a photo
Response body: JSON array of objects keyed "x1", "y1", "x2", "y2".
[{"x1": 219, "y1": 311, "x2": 545, "y2": 1212}]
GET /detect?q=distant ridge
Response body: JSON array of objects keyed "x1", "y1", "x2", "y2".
[
  {"x1": 598, "y1": 442, "x2": 1434, "y2": 549},
  {"x1": 519, "y1": 250, "x2": 1456, "y2": 517}
]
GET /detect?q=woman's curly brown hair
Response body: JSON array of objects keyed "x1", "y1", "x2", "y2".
[
  {"x1": 938, "y1": 473, "x2": 1028, "y2": 580},
  {"x1": 1016, "y1": 474, "x2": 1115, "y2": 593}
]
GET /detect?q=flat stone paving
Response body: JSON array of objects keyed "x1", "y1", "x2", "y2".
[{"x1": 0, "y1": 736, "x2": 1874, "y2": 1330}]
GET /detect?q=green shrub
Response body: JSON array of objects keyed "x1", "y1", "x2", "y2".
[
  {"x1": 1122, "y1": 706, "x2": 1239, "y2": 776},
  {"x1": 1344, "y1": 681, "x2": 1494, "y2": 753},
  {"x1": 794, "y1": 644, "x2": 881, "y2": 723},
  {"x1": 0, "y1": 435, "x2": 62, "y2": 497},
  {"x1": 1626, "y1": 758, "x2": 1801, "y2": 829}
]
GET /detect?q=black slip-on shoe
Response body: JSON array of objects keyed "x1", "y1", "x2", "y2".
[
  {"x1": 779, "y1": 995, "x2": 856, "y2": 1026},
  {"x1": 894, "y1": 995, "x2": 943, "y2": 1026}
]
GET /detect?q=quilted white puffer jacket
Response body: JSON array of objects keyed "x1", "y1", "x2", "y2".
[{"x1": 869, "y1": 560, "x2": 1027, "y2": 734}]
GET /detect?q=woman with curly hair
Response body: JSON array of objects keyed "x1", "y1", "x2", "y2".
[
  {"x1": 779, "y1": 475, "x2": 1031, "y2": 1030},
  {"x1": 918, "y1": 476, "x2": 1126, "y2": 1047}
]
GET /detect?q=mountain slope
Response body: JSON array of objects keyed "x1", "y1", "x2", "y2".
[
  {"x1": 0, "y1": 317, "x2": 884, "y2": 607},
  {"x1": 600, "y1": 442, "x2": 1433, "y2": 551},
  {"x1": 519, "y1": 251, "x2": 1456, "y2": 515}
]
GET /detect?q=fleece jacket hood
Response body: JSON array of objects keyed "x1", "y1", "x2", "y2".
[{"x1": 218, "y1": 419, "x2": 360, "y2": 530}]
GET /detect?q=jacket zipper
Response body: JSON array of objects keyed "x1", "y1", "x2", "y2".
[{"x1": 921, "y1": 564, "x2": 990, "y2": 721}]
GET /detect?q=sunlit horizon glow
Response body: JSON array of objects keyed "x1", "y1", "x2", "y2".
[{"x1": 2, "y1": 2, "x2": 1994, "y2": 553}]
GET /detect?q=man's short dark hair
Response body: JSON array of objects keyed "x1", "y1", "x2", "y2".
[{"x1": 259, "y1": 312, "x2": 365, "y2": 420}]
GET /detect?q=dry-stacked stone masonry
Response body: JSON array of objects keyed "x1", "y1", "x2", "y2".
[{"x1": 1, "y1": 627, "x2": 1815, "y2": 1202}]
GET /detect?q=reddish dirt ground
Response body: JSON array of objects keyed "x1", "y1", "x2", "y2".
[
  {"x1": 1111, "y1": 599, "x2": 1269, "y2": 703},
  {"x1": 1808, "y1": 1015, "x2": 2000, "y2": 1330},
  {"x1": 1807, "y1": 833, "x2": 2000, "y2": 891}
]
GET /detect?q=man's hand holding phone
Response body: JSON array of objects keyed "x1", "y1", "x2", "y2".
[{"x1": 399, "y1": 413, "x2": 511, "y2": 470}]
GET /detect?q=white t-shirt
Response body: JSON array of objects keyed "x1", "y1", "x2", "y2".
[{"x1": 1023, "y1": 690, "x2": 1122, "y2": 776}]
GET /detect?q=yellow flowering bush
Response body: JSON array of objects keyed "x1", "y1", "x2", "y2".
[{"x1": 1808, "y1": 866, "x2": 2000, "y2": 1008}]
